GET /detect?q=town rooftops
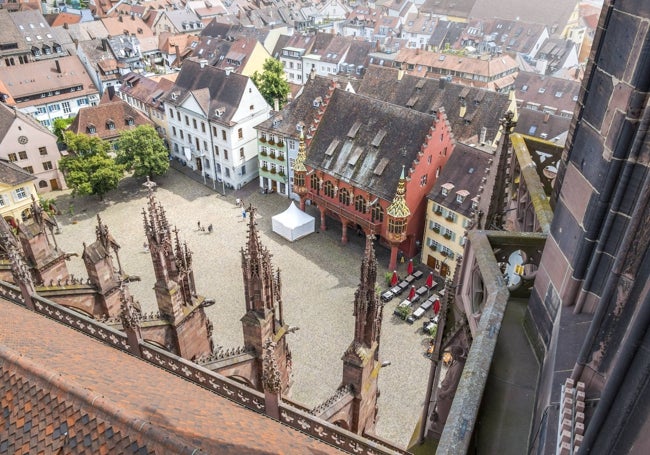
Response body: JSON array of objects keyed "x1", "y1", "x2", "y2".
[{"x1": 67, "y1": 100, "x2": 153, "y2": 140}]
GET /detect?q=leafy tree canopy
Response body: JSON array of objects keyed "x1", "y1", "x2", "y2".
[
  {"x1": 116, "y1": 125, "x2": 169, "y2": 178},
  {"x1": 60, "y1": 132, "x2": 123, "y2": 199},
  {"x1": 63, "y1": 131, "x2": 111, "y2": 158},
  {"x1": 251, "y1": 58, "x2": 290, "y2": 110},
  {"x1": 53, "y1": 117, "x2": 74, "y2": 143}
]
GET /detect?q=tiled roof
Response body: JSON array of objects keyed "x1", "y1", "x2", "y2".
[
  {"x1": 0, "y1": 159, "x2": 36, "y2": 187},
  {"x1": 67, "y1": 100, "x2": 153, "y2": 140},
  {"x1": 0, "y1": 102, "x2": 53, "y2": 141},
  {"x1": 49, "y1": 12, "x2": 82, "y2": 27},
  {"x1": 101, "y1": 16, "x2": 154, "y2": 38},
  {"x1": 514, "y1": 71, "x2": 580, "y2": 114},
  {"x1": 305, "y1": 89, "x2": 436, "y2": 200},
  {"x1": 0, "y1": 55, "x2": 98, "y2": 107},
  {"x1": 0, "y1": 298, "x2": 343, "y2": 454},
  {"x1": 357, "y1": 65, "x2": 509, "y2": 144}
]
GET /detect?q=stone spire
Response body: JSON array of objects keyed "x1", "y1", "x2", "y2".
[
  {"x1": 240, "y1": 205, "x2": 293, "y2": 394},
  {"x1": 141, "y1": 180, "x2": 189, "y2": 321},
  {"x1": 262, "y1": 339, "x2": 282, "y2": 394},
  {"x1": 486, "y1": 110, "x2": 517, "y2": 230},
  {"x1": 353, "y1": 233, "x2": 383, "y2": 351},
  {"x1": 119, "y1": 283, "x2": 143, "y2": 357},
  {"x1": 241, "y1": 206, "x2": 279, "y2": 316}
]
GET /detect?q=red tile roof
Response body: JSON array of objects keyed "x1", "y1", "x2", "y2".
[{"x1": 0, "y1": 297, "x2": 343, "y2": 454}]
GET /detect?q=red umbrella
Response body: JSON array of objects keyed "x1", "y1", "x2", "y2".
[
  {"x1": 426, "y1": 272, "x2": 434, "y2": 289},
  {"x1": 433, "y1": 299, "x2": 441, "y2": 315},
  {"x1": 407, "y1": 259, "x2": 414, "y2": 275},
  {"x1": 390, "y1": 270, "x2": 398, "y2": 287},
  {"x1": 408, "y1": 285, "x2": 416, "y2": 301}
]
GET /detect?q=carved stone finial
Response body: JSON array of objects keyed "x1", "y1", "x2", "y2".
[
  {"x1": 119, "y1": 284, "x2": 141, "y2": 329},
  {"x1": 262, "y1": 338, "x2": 281, "y2": 394}
]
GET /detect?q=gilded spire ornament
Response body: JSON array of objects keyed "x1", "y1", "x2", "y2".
[
  {"x1": 293, "y1": 130, "x2": 307, "y2": 173},
  {"x1": 386, "y1": 166, "x2": 411, "y2": 218}
]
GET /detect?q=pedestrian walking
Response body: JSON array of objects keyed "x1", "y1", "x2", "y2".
[
  {"x1": 208, "y1": 224, "x2": 213, "y2": 233},
  {"x1": 236, "y1": 198, "x2": 241, "y2": 207},
  {"x1": 242, "y1": 208, "x2": 246, "y2": 220},
  {"x1": 197, "y1": 220, "x2": 201, "y2": 230}
]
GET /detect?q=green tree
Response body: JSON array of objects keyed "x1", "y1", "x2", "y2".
[
  {"x1": 116, "y1": 125, "x2": 169, "y2": 178},
  {"x1": 251, "y1": 58, "x2": 290, "y2": 110},
  {"x1": 53, "y1": 117, "x2": 74, "y2": 143},
  {"x1": 60, "y1": 132, "x2": 123, "y2": 199}
]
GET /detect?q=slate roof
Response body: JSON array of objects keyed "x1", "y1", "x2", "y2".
[
  {"x1": 514, "y1": 71, "x2": 580, "y2": 115},
  {"x1": 305, "y1": 88, "x2": 437, "y2": 200},
  {"x1": 0, "y1": 10, "x2": 33, "y2": 57},
  {"x1": 67, "y1": 100, "x2": 153, "y2": 140},
  {"x1": 0, "y1": 159, "x2": 36, "y2": 187},
  {"x1": 427, "y1": 142, "x2": 492, "y2": 218},
  {"x1": 357, "y1": 65, "x2": 510, "y2": 144},
  {"x1": 0, "y1": 297, "x2": 343, "y2": 454},
  {"x1": 515, "y1": 109, "x2": 571, "y2": 143},
  {"x1": 161, "y1": 59, "x2": 249, "y2": 124},
  {"x1": 419, "y1": 0, "x2": 476, "y2": 19},
  {"x1": 256, "y1": 74, "x2": 333, "y2": 137}
]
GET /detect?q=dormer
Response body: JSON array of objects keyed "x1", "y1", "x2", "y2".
[
  {"x1": 125, "y1": 116, "x2": 135, "y2": 126},
  {"x1": 87, "y1": 124, "x2": 96, "y2": 134},
  {"x1": 313, "y1": 96, "x2": 322, "y2": 108},
  {"x1": 456, "y1": 190, "x2": 469, "y2": 204},
  {"x1": 441, "y1": 182, "x2": 454, "y2": 197},
  {"x1": 214, "y1": 107, "x2": 225, "y2": 118},
  {"x1": 106, "y1": 119, "x2": 115, "y2": 130}
]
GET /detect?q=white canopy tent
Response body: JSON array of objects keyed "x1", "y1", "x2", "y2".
[{"x1": 271, "y1": 202, "x2": 315, "y2": 241}]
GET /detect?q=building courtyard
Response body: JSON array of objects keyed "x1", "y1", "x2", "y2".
[{"x1": 51, "y1": 168, "x2": 433, "y2": 448}]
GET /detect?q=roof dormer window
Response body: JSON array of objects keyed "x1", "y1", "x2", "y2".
[
  {"x1": 441, "y1": 182, "x2": 455, "y2": 197},
  {"x1": 87, "y1": 124, "x2": 96, "y2": 134},
  {"x1": 456, "y1": 190, "x2": 469, "y2": 203},
  {"x1": 106, "y1": 120, "x2": 115, "y2": 130},
  {"x1": 125, "y1": 116, "x2": 134, "y2": 126}
]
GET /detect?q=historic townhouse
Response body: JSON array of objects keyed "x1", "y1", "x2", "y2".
[
  {"x1": 0, "y1": 103, "x2": 66, "y2": 192},
  {"x1": 163, "y1": 59, "x2": 270, "y2": 190},
  {"x1": 0, "y1": 160, "x2": 37, "y2": 225}
]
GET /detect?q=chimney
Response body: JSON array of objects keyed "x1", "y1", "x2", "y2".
[
  {"x1": 480, "y1": 126, "x2": 487, "y2": 145},
  {"x1": 397, "y1": 69, "x2": 404, "y2": 81},
  {"x1": 63, "y1": 22, "x2": 69, "y2": 29},
  {"x1": 200, "y1": 59, "x2": 208, "y2": 69},
  {"x1": 55, "y1": 59, "x2": 61, "y2": 74},
  {"x1": 102, "y1": 38, "x2": 108, "y2": 51},
  {"x1": 225, "y1": 66, "x2": 233, "y2": 76},
  {"x1": 118, "y1": 15, "x2": 123, "y2": 22}
]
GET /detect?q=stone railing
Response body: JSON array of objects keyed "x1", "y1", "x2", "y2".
[
  {"x1": 279, "y1": 403, "x2": 407, "y2": 455},
  {"x1": 310, "y1": 384, "x2": 354, "y2": 416}
]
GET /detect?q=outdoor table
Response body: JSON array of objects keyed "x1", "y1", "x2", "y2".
[
  {"x1": 416, "y1": 286, "x2": 428, "y2": 296},
  {"x1": 390, "y1": 285, "x2": 403, "y2": 295},
  {"x1": 412, "y1": 270, "x2": 424, "y2": 280},
  {"x1": 405, "y1": 275, "x2": 415, "y2": 284},
  {"x1": 398, "y1": 280, "x2": 410, "y2": 291},
  {"x1": 381, "y1": 290, "x2": 394, "y2": 302}
]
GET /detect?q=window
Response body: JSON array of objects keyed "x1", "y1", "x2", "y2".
[
  {"x1": 250, "y1": 104, "x2": 254, "y2": 110},
  {"x1": 240, "y1": 148, "x2": 244, "y2": 159},
  {"x1": 0, "y1": 195, "x2": 5, "y2": 207},
  {"x1": 14, "y1": 187, "x2": 27, "y2": 200},
  {"x1": 172, "y1": 126, "x2": 177, "y2": 136},
  {"x1": 212, "y1": 126, "x2": 217, "y2": 136},
  {"x1": 241, "y1": 165, "x2": 246, "y2": 175},
  {"x1": 43, "y1": 161, "x2": 52, "y2": 170},
  {"x1": 126, "y1": 117, "x2": 134, "y2": 126},
  {"x1": 37, "y1": 106, "x2": 47, "y2": 115},
  {"x1": 106, "y1": 121, "x2": 115, "y2": 130},
  {"x1": 18, "y1": 151, "x2": 27, "y2": 160},
  {"x1": 185, "y1": 115, "x2": 189, "y2": 126},
  {"x1": 169, "y1": 108, "x2": 174, "y2": 117},
  {"x1": 371, "y1": 205, "x2": 383, "y2": 223},
  {"x1": 77, "y1": 99, "x2": 88, "y2": 107},
  {"x1": 238, "y1": 128, "x2": 243, "y2": 139},
  {"x1": 48, "y1": 104, "x2": 60, "y2": 112},
  {"x1": 8, "y1": 153, "x2": 17, "y2": 162},
  {"x1": 201, "y1": 122, "x2": 205, "y2": 133},
  {"x1": 180, "y1": 130, "x2": 184, "y2": 139},
  {"x1": 222, "y1": 130, "x2": 226, "y2": 141},
  {"x1": 192, "y1": 118, "x2": 197, "y2": 129},
  {"x1": 204, "y1": 141, "x2": 208, "y2": 151},
  {"x1": 324, "y1": 181, "x2": 335, "y2": 198},
  {"x1": 355, "y1": 195, "x2": 367, "y2": 214},
  {"x1": 177, "y1": 112, "x2": 180, "y2": 121},
  {"x1": 39, "y1": 147, "x2": 47, "y2": 155},
  {"x1": 62, "y1": 101, "x2": 71, "y2": 114},
  {"x1": 456, "y1": 193, "x2": 465, "y2": 203},
  {"x1": 420, "y1": 175, "x2": 427, "y2": 186},
  {"x1": 23, "y1": 166, "x2": 34, "y2": 174},
  {"x1": 310, "y1": 174, "x2": 319, "y2": 190},
  {"x1": 225, "y1": 168, "x2": 230, "y2": 178},
  {"x1": 223, "y1": 149, "x2": 228, "y2": 160},
  {"x1": 87, "y1": 125, "x2": 96, "y2": 134}
]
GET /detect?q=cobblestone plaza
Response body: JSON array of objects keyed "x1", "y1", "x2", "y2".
[{"x1": 52, "y1": 169, "x2": 432, "y2": 448}]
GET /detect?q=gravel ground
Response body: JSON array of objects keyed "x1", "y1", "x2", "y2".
[{"x1": 51, "y1": 168, "x2": 433, "y2": 448}]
